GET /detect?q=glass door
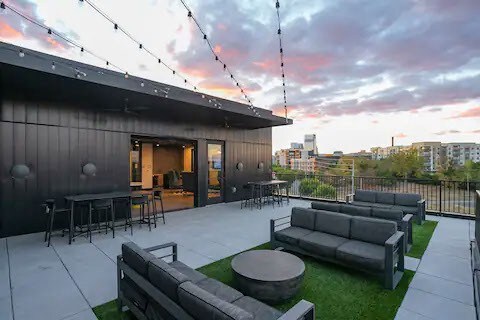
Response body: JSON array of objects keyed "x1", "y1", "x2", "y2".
[{"x1": 207, "y1": 142, "x2": 224, "y2": 204}]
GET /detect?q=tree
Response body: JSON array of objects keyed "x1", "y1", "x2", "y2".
[{"x1": 390, "y1": 148, "x2": 424, "y2": 180}]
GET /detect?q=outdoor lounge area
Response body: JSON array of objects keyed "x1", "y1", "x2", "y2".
[{"x1": 0, "y1": 199, "x2": 476, "y2": 320}]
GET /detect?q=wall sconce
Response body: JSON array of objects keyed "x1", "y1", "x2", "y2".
[
  {"x1": 236, "y1": 162, "x2": 244, "y2": 171},
  {"x1": 82, "y1": 163, "x2": 97, "y2": 177},
  {"x1": 10, "y1": 164, "x2": 30, "y2": 179},
  {"x1": 231, "y1": 186, "x2": 237, "y2": 193},
  {"x1": 258, "y1": 162, "x2": 264, "y2": 171}
]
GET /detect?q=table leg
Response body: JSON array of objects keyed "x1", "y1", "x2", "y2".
[
  {"x1": 111, "y1": 199, "x2": 115, "y2": 239},
  {"x1": 69, "y1": 201, "x2": 74, "y2": 245},
  {"x1": 259, "y1": 185, "x2": 263, "y2": 209}
]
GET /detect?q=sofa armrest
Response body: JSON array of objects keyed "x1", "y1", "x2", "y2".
[
  {"x1": 346, "y1": 193, "x2": 354, "y2": 203},
  {"x1": 385, "y1": 231, "x2": 404, "y2": 248},
  {"x1": 145, "y1": 242, "x2": 178, "y2": 261},
  {"x1": 271, "y1": 216, "x2": 291, "y2": 242},
  {"x1": 277, "y1": 300, "x2": 315, "y2": 320},
  {"x1": 416, "y1": 199, "x2": 426, "y2": 224}
]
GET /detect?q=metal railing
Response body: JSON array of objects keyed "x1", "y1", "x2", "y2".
[{"x1": 274, "y1": 173, "x2": 480, "y2": 216}]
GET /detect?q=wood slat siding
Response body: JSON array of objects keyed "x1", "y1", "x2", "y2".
[{"x1": 0, "y1": 92, "x2": 272, "y2": 237}]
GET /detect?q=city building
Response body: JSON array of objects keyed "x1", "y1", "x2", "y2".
[
  {"x1": 290, "y1": 142, "x2": 304, "y2": 149},
  {"x1": 345, "y1": 150, "x2": 372, "y2": 159},
  {"x1": 412, "y1": 142, "x2": 443, "y2": 172},
  {"x1": 290, "y1": 157, "x2": 318, "y2": 173},
  {"x1": 304, "y1": 134, "x2": 318, "y2": 154},
  {"x1": 444, "y1": 143, "x2": 480, "y2": 166},
  {"x1": 371, "y1": 141, "x2": 480, "y2": 171}
]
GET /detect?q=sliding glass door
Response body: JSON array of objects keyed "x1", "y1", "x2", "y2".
[{"x1": 207, "y1": 142, "x2": 224, "y2": 204}]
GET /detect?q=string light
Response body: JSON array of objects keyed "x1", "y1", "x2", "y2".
[
  {"x1": 275, "y1": 0, "x2": 289, "y2": 123},
  {"x1": 18, "y1": 49, "x2": 25, "y2": 58},
  {"x1": 179, "y1": 0, "x2": 259, "y2": 114},
  {"x1": 80, "y1": 0, "x2": 199, "y2": 92}
]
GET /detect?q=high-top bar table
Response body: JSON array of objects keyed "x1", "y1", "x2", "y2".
[
  {"x1": 247, "y1": 180, "x2": 289, "y2": 209},
  {"x1": 65, "y1": 191, "x2": 142, "y2": 244}
]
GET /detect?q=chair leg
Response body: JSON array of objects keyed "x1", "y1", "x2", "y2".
[
  {"x1": 147, "y1": 201, "x2": 152, "y2": 232},
  {"x1": 88, "y1": 203, "x2": 93, "y2": 243},
  {"x1": 44, "y1": 212, "x2": 50, "y2": 243},
  {"x1": 160, "y1": 197, "x2": 165, "y2": 224},
  {"x1": 152, "y1": 198, "x2": 157, "y2": 228},
  {"x1": 47, "y1": 211, "x2": 55, "y2": 247}
]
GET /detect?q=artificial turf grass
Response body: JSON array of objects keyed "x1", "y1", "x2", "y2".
[
  {"x1": 93, "y1": 243, "x2": 414, "y2": 320},
  {"x1": 405, "y1": 220, "x2": 438, "y2": 259},
  {"x1": 198, "y1": 243, "x2": 414, "y2": 320},
  {"x1": 94, "y1": 219, "x2": 438, "y2": 320}
]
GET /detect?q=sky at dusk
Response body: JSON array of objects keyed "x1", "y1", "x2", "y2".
[{"x1": 1, "y1": 0, "x2": 479, "y2": 153}]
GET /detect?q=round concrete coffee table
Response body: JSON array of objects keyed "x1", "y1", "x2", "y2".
[{"x1": 231, "y1": 250, "x2": 305, "y2": 303}]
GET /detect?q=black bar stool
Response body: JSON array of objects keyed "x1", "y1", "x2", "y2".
[
  {"x1": 150, "y1": 190, "x2": 165, "y2": 226},
  {"x1": 131, "y1": 195, "x2": 152, "y2": 231},
  {"x1": 88, "y1": 199, "x2": 114, "y2": 242},
  {"x1": 43, "y1": 199, "x2": 70, "y2": 247}
]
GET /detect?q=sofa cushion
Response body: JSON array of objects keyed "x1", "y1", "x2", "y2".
[
  {"x1": 178, "y1": 281, "x2": 253, "y2": 320},
  {"x1": 371, "y1": 208, "x2": 403, "y2": 222},
  {"x1": 196, "y1": 278, "x2": 243, "y2": 303},
  {"x1": 350, "y1": 216, "x2": 397, "y2": 245},
  {"x1": 370, "y1": 203, "x2": 394, "y2": 209},
  {"x1": 314, "y1": 210, "x2": 351, "y2": 238},
  {"x1": 120, "y1": 276, "x2": 148, "y2": 311},
  {"x1": 354, "y1": 190, "x2": 377, "y2": 203},
  {"x1": 340, "y1": 204, "x2": 372, "y2": 217},
  {"x1": 391, "y1": 205, "x2": 418, "y2": 215},
  {"x1": 232, "y1": 296, "x2": 283, "y2": 320},
  {"x1": 169, "y1": 260, "x2": 208, "y2": 283},
  {"x1": 275, "y1": 227, "x2": 313, "y2": 245},
  {"x1": 394, "y1": 193, "x2": 421, "y2": 206},
  {"x1": 291, "y1": 207, "x2": 316, "y2": 230},
  {"x1": 375, "y1": 192, "x2": 396, "y2": 205},
  {"x1": 336, "y1": 240, "x2": 385, "y2": 271},
  {"x1": 298, "y1": 231, "x2": 349, "y2": 258},
  {"x1": 145, "y1": 300, "x2": 176, "y2": 320},
  {"x1": 122, "y1": 242, "x2": 156, "y2": 277},
  {"x1": 148, "y1": 258, "x2": 190, "y2": 302},
  {"x1": 350, "y1": 201, "x2": 373, "y2": 207},
  {"x1": 311, "y1": 201, "x2": 340, "y2": 212}
]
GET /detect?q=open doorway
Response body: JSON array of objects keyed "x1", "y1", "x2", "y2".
[{"x1": 130, "y1": 136, "x2": 196, "y2": 212}]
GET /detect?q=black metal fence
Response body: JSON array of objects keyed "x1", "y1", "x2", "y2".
[{"x1": 275, "y1": 173, "x2": 480, "y2": 216}]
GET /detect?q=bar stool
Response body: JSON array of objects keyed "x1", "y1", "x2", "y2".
[
  {"x1": 88, "y1": 199, "x2": 114, "y2": 242},
  {"x1": 131, "y1": 195, "x2": 152, "y2": 231},
  {"x1": 241, "y1": 184, "x2": 256, "y2": 209},
  {"x1": 43, "y1": 199, "x2": 70, "y2": 247},
  {"x1": 150, "y1": 190, "x2": 165, "y2": 226}
]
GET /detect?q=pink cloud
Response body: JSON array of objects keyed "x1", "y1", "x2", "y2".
[
  {"x1": 451, "y1": 106, "x2": 480, "y2": 118},
  {"x1": 395, "y1": 133, "x2": 407, "y2": 138}
]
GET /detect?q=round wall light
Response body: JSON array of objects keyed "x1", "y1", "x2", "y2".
[
  {"x1": 82, "y1": 163, "x2": 97, "y2": 177},
  {"x1": 231, "y1": 186, "x2": 237, "y2": 193},
  {"x1": 258, "y1": 162, "x2": 264, "y2": 171},
  {"x1": 236, "y1": 162, "x2": 244, "y2": 171},
  {"x1": 11, "y1": 164, "x2": 30, "y2": 179}
]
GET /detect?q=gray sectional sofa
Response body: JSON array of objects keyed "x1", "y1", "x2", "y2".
[
  {"x1": 117, "y1": 242, "x2": 315, "y2": 320},
  {"x1": 311, "y1": 201, "x2": 413, "y2": 252},
  {"x1": 346, "y1": 190, "x2": 425, "y2": 224},
  {"x1": 271, "y1": 207, "x2": 405, "y2": 289}
]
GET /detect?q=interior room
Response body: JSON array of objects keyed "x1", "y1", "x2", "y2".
[{"x1": 130, "y1": 137, "x2": 196, "y2": 212}]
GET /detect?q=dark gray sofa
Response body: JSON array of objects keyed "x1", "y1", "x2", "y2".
[
  {"x1": 271, "y1": 207, "x2": 405, "y2": 289},
  {"x1": 311, "y1": 201, "x2": 413, "y2": 252},
  {"x1": 117, "y1": 242, "x2": 315, "y2": 320},
  {"x1": 346, "y1": 190, "x2": 425, "y2": 224}
]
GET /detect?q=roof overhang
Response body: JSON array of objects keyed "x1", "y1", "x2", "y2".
[{"x1": 0, "y1": 42, "x2": 293, "y2": 129}]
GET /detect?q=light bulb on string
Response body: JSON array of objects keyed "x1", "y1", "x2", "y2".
[
  {"x1": 51, "y1": 62, "x2": 56, "y2": 70},
  {"x1": 18, "y1": 50, "x2": 25, "y2": 58}
]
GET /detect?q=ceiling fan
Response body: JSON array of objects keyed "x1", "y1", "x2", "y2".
[{"x1": 104, "y1": 98, "x2": 150, "y2": 116}]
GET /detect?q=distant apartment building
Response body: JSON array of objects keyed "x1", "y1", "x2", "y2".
[
  {"x1": 412, "y1": 142, "x2": 443, "y2": 172},
  {"x1": 290, "y1": 158, "x2": 318, "y2": 173},
  {"x1": 304, "y1": 134, "x2": 318, "y2": 154},
  {"x1": 290, "y1": 142, "x2": 304, "y2": 149},
  {"x1": 371, "y1": 141, "x2": 480, "y2": 171},
  {"x1": 370, "y1": 146, "x2": 409, "y2": 160},
  {"x1": 274, "y1": 147, "x2": 304, "y2": 167},
  {"x1": 444, "y1": 143, "x2": 480, "y2": 166}
]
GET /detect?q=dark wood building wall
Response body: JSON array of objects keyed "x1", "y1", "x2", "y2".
[{"x1": 0, "y1": 91, "x2": 272, "y2": 237}]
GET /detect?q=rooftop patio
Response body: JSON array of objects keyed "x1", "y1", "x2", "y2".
[{"x1": 0, "y1": 199, "x2": 475, "y2": 320}]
